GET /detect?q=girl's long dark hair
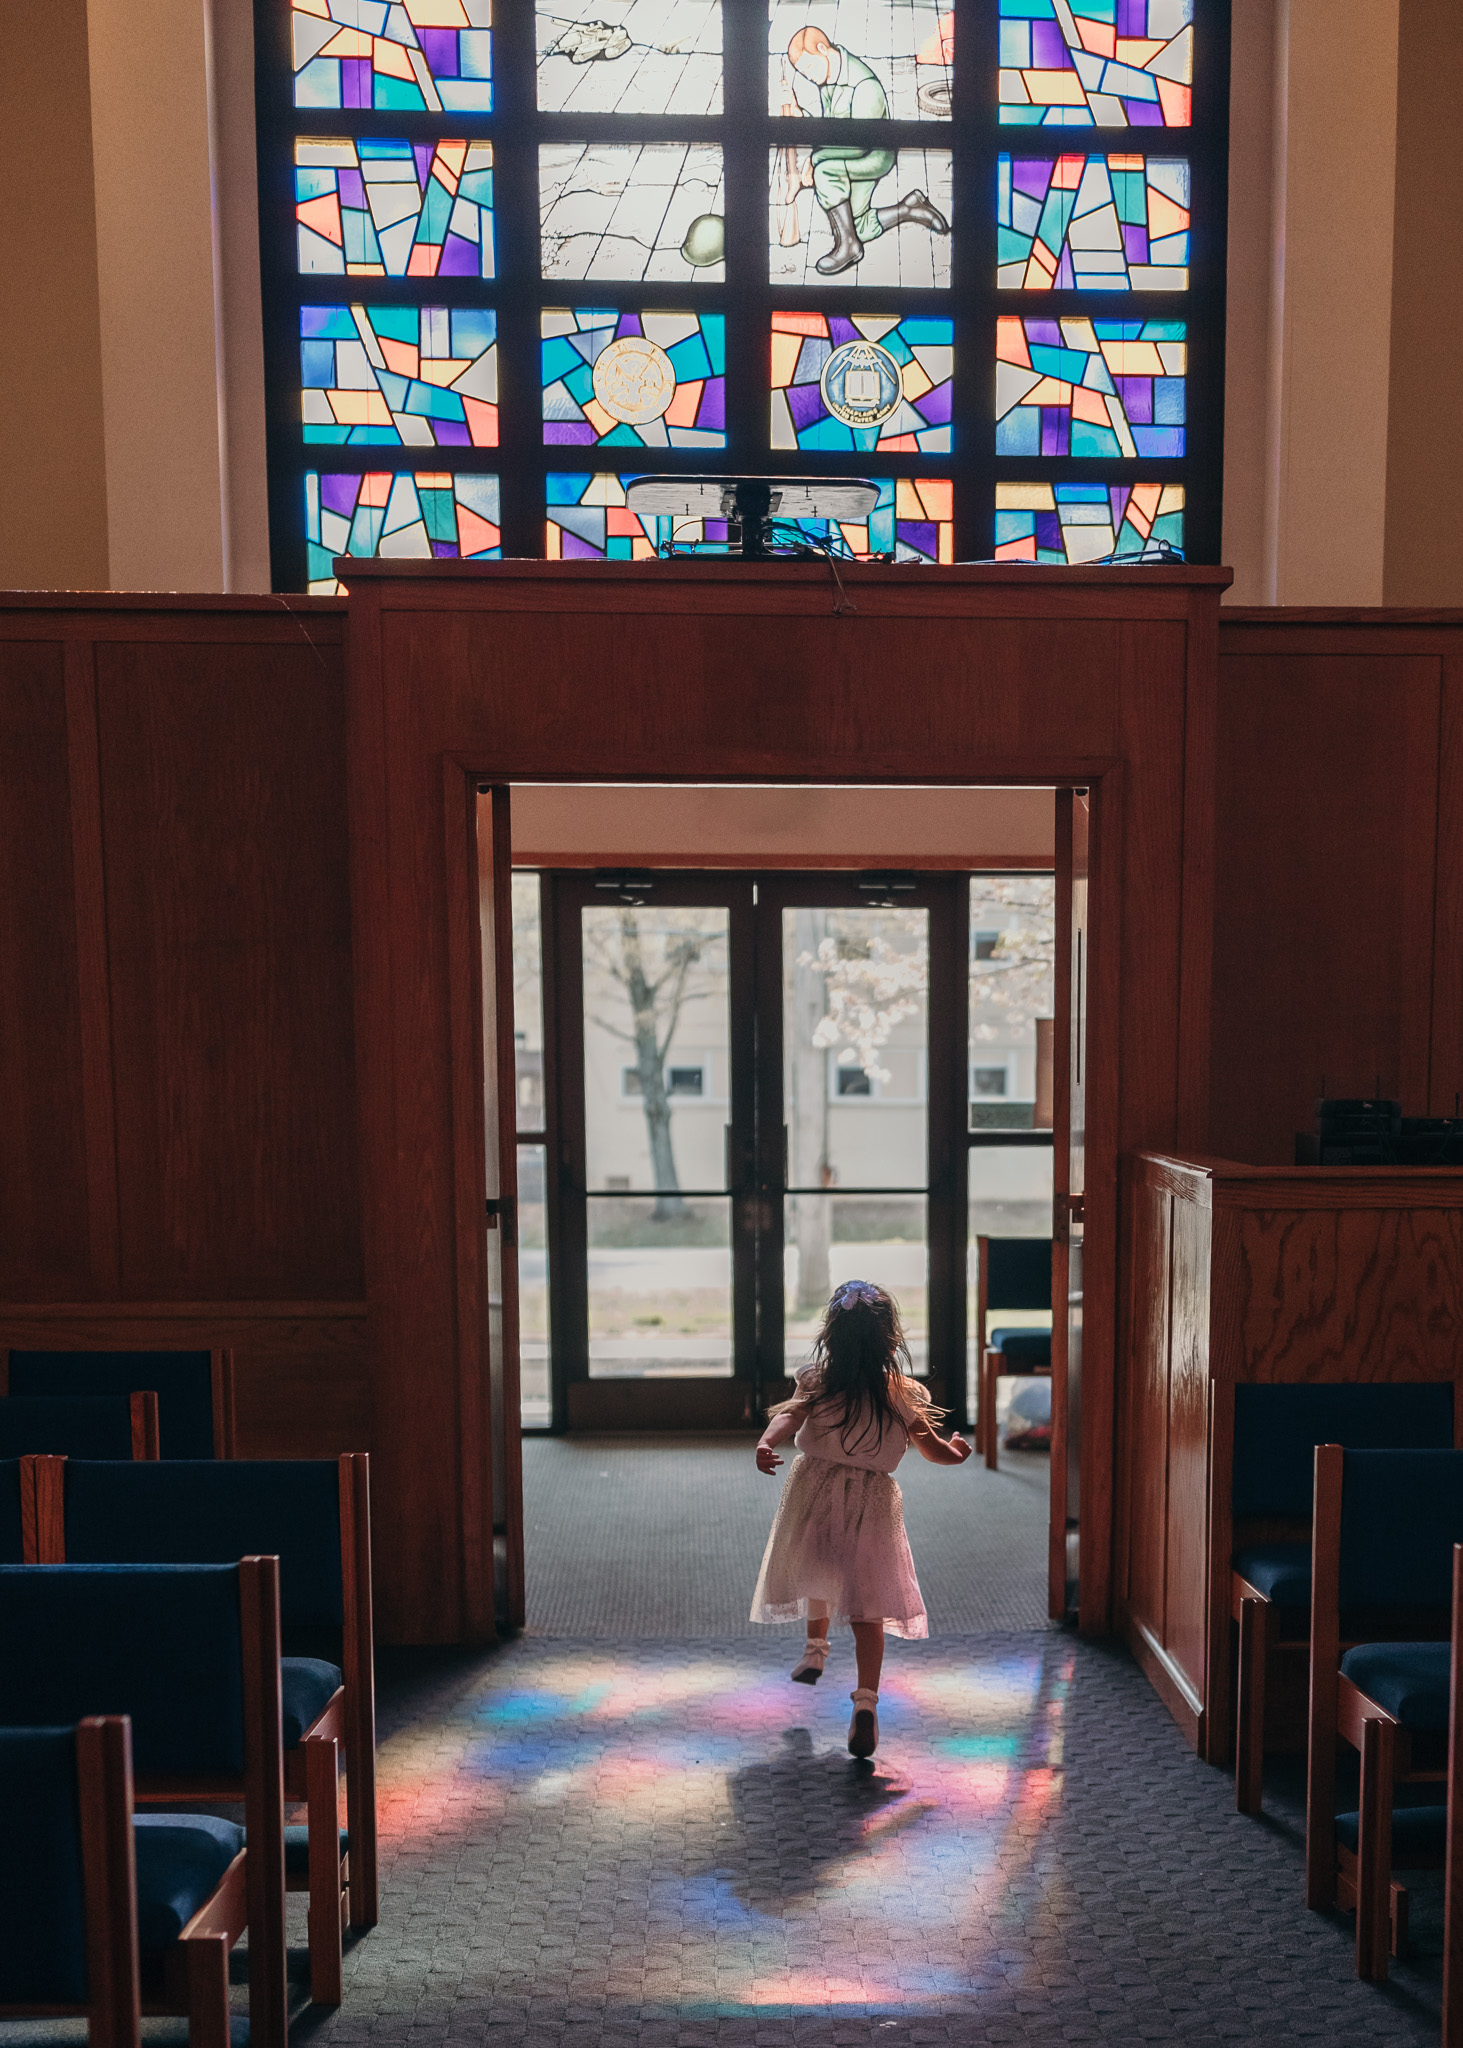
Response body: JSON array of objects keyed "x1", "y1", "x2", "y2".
[{"x1": 796, "y1": 1280, "x2": 935, "y2": 1456}]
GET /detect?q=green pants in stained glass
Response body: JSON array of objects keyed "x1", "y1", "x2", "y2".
[{"x1": 811, "y1": 145, "x2": 897, "y2": 241}]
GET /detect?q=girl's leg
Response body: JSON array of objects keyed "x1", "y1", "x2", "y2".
[
  {"x1": 807, "y1": 1616, "x2": 830, "y2": 1642},
  {"x1": 791, "y1": 1605, "x2": 831, "y2": 1683},
  {"x1": 851, "y1": 1620, "x2": 885, "y2": 1693}
]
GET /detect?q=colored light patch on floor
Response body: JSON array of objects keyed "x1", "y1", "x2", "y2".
[
  {"x1": 999, "y1": 0, "x2": 1193, "y2": 129},
  {"x1": 542, "y1": 310, "x2": 726, "y2": 449},
  {"x1": 292, "y1": 0, "x2": 491, "y2": 111},
  {"x1": 306, "y1": 469, "x2": 500, "y2": 589},
  {"x1": 995, "y1": 478, "x2": 1184, "y2": 562},
  {"x1": 770, "y1": 311, "x2": 953, "y2": 455},
  {"x1": 998, "y1": 152, "x2": 1189, "y2": 288},
  {"x1": 301, "y1": 305, "x2": 497, "y2": 446},
  {"x1": 996, "y1": 315, "x2": 1185, "y2": 457},
  {"x1": 295, "y1": 137, "x2": 494, "y2": 278}
]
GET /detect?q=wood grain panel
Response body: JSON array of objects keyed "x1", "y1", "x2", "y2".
[
  {"x1": 93, "y1": 639, "x2": 362, "y2": 1299},
  {"x1": 0, "y1": 640, "x2": 90, "y2": 1292},
  {"x1": 1164, "y1": 1192, "x2": 1211, "y2": 1700},
  {"x1": 1431, "y1": 652, "x2": 1463, "y2": 1115},
  {"x1": 1233, "y1": 1205, "x2": 1463, "y2": 1381},
  {"x1": 1116, "y1": 622, "x2": 1188, "y2": 1150},
  {"x1": 1211, "y1": 653, "x2": 1444, "y2": 1163},
  {"x1": 1124, "y1": 1179, "x2": 1172, "y2": 1643}
]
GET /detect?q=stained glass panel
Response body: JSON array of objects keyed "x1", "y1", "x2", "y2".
[
  {"x1": 541, "y1": 145, "x2": 726, "y2": 281},
  {"x1": 537, "y1": 0, "x2": 722, "y2": 115},
  {"x1": 306, "y1": 470, "x2": 501, "y2": 590},
  {"x1": 767, "y1": 0, "x2": 952, "y2": 120},
  {"x1": 302, "y1": 306, "x2": 498, "y2": 446},
  {"x1": 295, "y1": 138, "x2": 494, "y2": 278},
  {"x1": 292, "y1": 0, "x2": 492, "y2": 111},
  {"x1": 545, "y1": 472, "x2": 952, "y2": 560},
  {"x1": 998, "y1": 153, "x2": 1189, "y2": 288},
  {"x1": 996, "y1": 316, "x2": 1185, "y2": 457},
  {"x1": 994, "y1": 480, "x2": 1184, "y2": 562},
  {"x1": 998, "y1": 0, "x2": 1192, "y2": 128},
  {"x1": 770, "y1": 312, "x2": 951, "y2": 453},
  {"x1": 770, "y1": 147, "x2": 952, "y2": 287},
  {"x1": 542, "y1": 310, "x2": 725, "y2": 449},
  {"x1": 545, "y1": 472, "x2": 659, "y2": 559}
]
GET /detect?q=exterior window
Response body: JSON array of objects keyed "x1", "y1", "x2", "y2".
[
  {"x1": 972, "y1": 1064, "x2": 1010, "y2": 1098},
  {"x1": 836, "y1": 1066, "x2": 873, "y2": 1098},
  {"x1": 256, "y1": 0, "x2": 1225, "y2": 587}
]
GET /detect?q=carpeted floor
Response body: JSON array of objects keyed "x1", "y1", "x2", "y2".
[{"x1": 521, "y1": 1434, "x2": 1052, "y2": 1636}]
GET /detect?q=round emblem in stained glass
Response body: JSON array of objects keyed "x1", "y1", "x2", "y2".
[
  {"x1": 592, "y1": 336, "x2": 677, "y2": 426},
  {"x1": 819, "y1": 341, "x2": 903, "y2": 428}
]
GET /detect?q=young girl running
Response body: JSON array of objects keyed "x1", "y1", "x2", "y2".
[{"x1": 750, "y1": 1278, "x2": 971, "y2": 1757}]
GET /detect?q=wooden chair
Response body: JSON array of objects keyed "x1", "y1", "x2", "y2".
[
  {"x1": 0, "y1": 1558, "x2": 289, "y2": 2048},
  {"x1": 4, "y1": 1349, "x2": 235, "y2": 1458},
  {"x1": 0, "y1": 1715, "x2": 248, "y2": 2048},
  {"x1": 35, "y1": 1451, "x2": 378, "y2": 2005},
  {"x1": 0, "y1": 1392, "x2": 160, "y2": 1461},
  {"x1": 972, "y1": 1235, "x2": 1053, "y2": 1471},
  {"x1": 1306, "y1": 1443, "x2": 1463, "y2": 1991},
  {"x1": 1231, "y1": 1382, "x2": 1454, "y2": 1815}
]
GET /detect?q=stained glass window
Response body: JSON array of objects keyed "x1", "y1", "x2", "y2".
[
  {"x1": 998, "y1": 154, "x2": 1189, "y2": 289},
  {"x1": 996, "y1": 316, "x2": 1185, "y2": 457},
  {"x1": 259, "y1": 0, "x2": 1224, "y2": 584}
]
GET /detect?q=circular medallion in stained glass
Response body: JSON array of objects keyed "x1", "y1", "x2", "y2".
[
  {"x1": 592, "y1": 336, "x2": 678, "y2": 426},
  {"x1": 819, "y1": 341, "x2": 903, "y2": 429}
]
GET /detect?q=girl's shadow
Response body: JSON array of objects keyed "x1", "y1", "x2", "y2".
[{"x1": 721, "y1": 1725, "x2": 936, "y2": 1909}]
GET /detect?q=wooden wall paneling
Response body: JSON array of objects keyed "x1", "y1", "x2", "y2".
[
  {"x1": 1430, "y1": 650, "x2": 1463, "y2": 1115},
  {"x1": 1203, "y1": 1375, "x2": 1235, "y2": 1767},
  {"x1": 0, "y1": 639, "x2": 91, "y2": 1295},
  {"x1": 63, "y1": 639, "x2": 120, "y2": 1294},
  {"x1": 1116, "y1": 622, "x2": 1188, "y2": 1153},
  {"x1": 1123, "y1": 1174, "x2": 1172, "y2": 1649},
  {"x1": 1177, "y1": 590, "x2": 1218, "y2": 1149},
  {"x1": 1049, "y1": 791, "x2": 1073, "y2": 1621},
  {"x1": 483, "y1": 788, "x2": 524, "y2": 1628},
  {"x1": 1078, "y1": 772, "x2": 1122, "y2": 1634},
  {"x1": 1164, "y1": 1189, "x2": 1212, "y2": 1711},
  {"x1": 93, "y1": 634, "x2": 362, "y2": 1300}
]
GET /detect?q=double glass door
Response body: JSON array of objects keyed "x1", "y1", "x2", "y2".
[{"x1": 532, "y1": 870, "x2": 965, "y2": 1428}]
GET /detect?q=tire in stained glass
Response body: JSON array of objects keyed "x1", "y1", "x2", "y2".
[
  {"x1": 767, "y1": 0, "x2": 952, "y2": 120},
  {"x1": 998, "y1": 0, "x2": 1193, "y2": 128},
  {"x1": 770, "y1": 312, "x2": 951, "y2": 454},
  {"x1": 770, "y1": 147, "x2": 952, "y2": 287},
  {"x1": 542, "y1": 311, "x2": 725, "y2": 449},
  {"x1": 292, "y1": 0, "x2": 492, "y2": 111},
  {"x1": 296, "y1": 139, "x2": 494, "y2": 278},
  {"x1": 537, "y1": 0, "x2": 722, "y2": 114},
  {"x1": 995, "y1": 480, "x2": 1183, "y2": 562},
  {"x1": 998, "y1": 153, "x2": 1188, "y2": 288},
  {"x1": 302, "y1": 306, "x2": 498, "y2": 446},
  {"x1": 996, "y1": 316, "x2": 1185, "y2": 458},
  {"x1": 540, "y1": 144, "x2": 725, "y2": 281},
  {"x1": 306, "y1": 471, "x2": 501, "y2": 591}
]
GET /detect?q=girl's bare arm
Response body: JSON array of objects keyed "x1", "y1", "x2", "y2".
[
  {"x1": 907, "y1": 1410, "x2": 972, "y2": 1466},
  {"x1": 755, "y1": 1403, "x2": 807, "y2": 1473}
]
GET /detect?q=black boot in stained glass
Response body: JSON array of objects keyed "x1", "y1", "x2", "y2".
[
  {"x1": 875, "y1": 190, "x2": 949, "y2": 235},
  {"x1": 816, "y1": 200, "x2": 865, "y2": 275}
]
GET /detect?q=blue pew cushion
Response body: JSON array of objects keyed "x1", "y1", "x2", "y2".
[
  {"x1": 133, "y1": 1813, "x2": 244, "y2": 1957},
  {"x1": 282, "y1": 1657, "x2": 342, "y2": 1747},
  {"x1": 1336, "y1": 1805, "x2": 1446, "y2": 1862},
  {"x1": 987, "y1": 1328, "x2": 1052, "y2": 1367},
  {"x1": 0, "y1": 1460, "x2": 22, "y2": 1565},
  {"x1": 1339, "y1": 1642, "x2": 1452, "y2": 1730},
  {"x1": 1232, "y1": 1384, "x2": 1455, "y2": 1522},
  {"x1": 284, "y1": 1823, "x2": 351, "y2": 1877},
  {"x1": 64, "y1": 1461, "x2": 345, "y2": 1632},
  {"x1": 0, "y1": 1727, "x2": 87, "y2": 2003},
  {"x1": 8, "y1": 1351, "x2": 214, "y2": 1459},
  {"x1": 0, "y1": 1396, "x2": 136, "y2": 1460},
  {"x1": 1233, "y1": 1543, "x2": 1312, "y2": 1610}
]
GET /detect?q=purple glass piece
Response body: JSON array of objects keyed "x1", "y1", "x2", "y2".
[
  {"x1": 1117, "y1": 375, "x2": 1151, "y2": 422},
  {"x1": 436, "y1": 420, "x2": 471, "y2": 445},
  {"x1": 344, "y1": 59, "x2": 370, "y2": 108},
  {"x1": 418, "y1": 28, "x2": 458, "y2": 76},
  {"x1": 1129, "y1": 101, "x2": 1164, "y2": 126},
  {"x1": 320, "y1": 474, "x2": 362, "y2": 516},
  {"x1": 1040, "y1": 411, "x2": 1069, "y2": 457},
  {"x1": 1117, "y1": 0, "x2": 1146, "y2": 32},
  {"x1": 438, "y1": 234, "x2": 478, "y2": 276},
  {"x1": 1013, "y1": 160, "x2": 1053, "y2": 199},
  {"x1": 1035, "y1": 511, "x2": 1062, "y2": 552},
  {"x1": 617, "y1": 313, "x2": 643, "y2": 338},
  {"x1": 1025, "y1": 319, "x2": 1062, "y2": 347},
  {"x1": 1056, "y1": 247, "x2": 1076, "y2": 287},
  {"x1": 827, "y1": 316, "x2": 860, "y2": 346},
  {"x1": 1031, "y1": 21, "x2": 1068, "y2": 68},
  {"x1": 544, "y1": 423, "x2": 598, "y2": 445},
  {"x1": 900, "y1": 521, "x2": 937, "y2": 559},
  {"x1": 1123, "y1": 224, "x2": 1148, "y2": 261},
  {"x1": 1109, "y1": 485, "x2": 1131, "y2": 521},
  {"x1": 697, "y1": 378, "x2": 725, "y2": 430},
  {"x1": 561, "y1": 531, "x2": 603, "y2": 560},
  {"x1": 914, "y1": 379, "x2": 952, "y2": 425},
  {"x1": 339, "y1": 169, "x2": 366, "y2": 208},
  {"x1": 413, "y1": 145, "x2": 434, "y2": 185},
  {"x1": 706, "y1": 519, "x2": 728, "y2": 540},
  {"x1": 431, "y1": 541, "x2": 458, "y2": 558},
  {"x1": 787, "y1": 382, "x2": 827, "y2": 431}
]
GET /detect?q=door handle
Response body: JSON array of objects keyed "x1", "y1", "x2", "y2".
[{"x1": 485, "y1": 1196, "x2": 517, "y2": 1248}]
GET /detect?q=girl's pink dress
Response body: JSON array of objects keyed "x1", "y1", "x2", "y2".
[{"x1": 749, "y1": 1364, "x2": 929, "y2": 1639}]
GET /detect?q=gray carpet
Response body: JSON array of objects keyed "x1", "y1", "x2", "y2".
[{"x1": 522, "y1": 1435, "x2": 1051, "y2": 1637}]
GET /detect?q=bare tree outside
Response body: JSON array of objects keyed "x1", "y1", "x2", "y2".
[{"x1": 968, "y1": 875, "x2": 1056, "y2": 1075}]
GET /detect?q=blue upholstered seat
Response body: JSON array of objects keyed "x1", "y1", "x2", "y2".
[
  {"x1": 987, "y1": 1327, "x2": 1053, "y2": 1367},
  {"x1": 1232, "y1": 1383, "x2": 1454, "y2": 1521},
  {"x1": 1335, "y1": 1804, "x2": 1446, "y2": 1860},
  {"x1": 1339, "y1": 1642, "x2": 1453, "y2": 1730},
  {"x1": 8, "y1": 1350, "x2": 214, "y2": 1459},
  {"x1": 0, "y1": 1565, "x2": 246, "y2": 1777},
  {"x1": 282, "y1": 1657, "x2": 342, "y2": 1747},
  {"x1": 0, "y1": 1727, "x2": 88, "y2": 2004},
  {"x1": 1233, "y1": 1543, "x2": 1312, "y2": 1610},
  {"x1": 133, "y1": 1813, "x2": 244, "y2": 1958},
  {"x1": 0, "y1": 1461, "x2": 22, "y2": 1564},
  {"x1": 285, "y1": 1823, "x2": 351, "y2": 1876},
  {"x1": 0, "y1": 1394, "x2": 136, "y2": 1460}
]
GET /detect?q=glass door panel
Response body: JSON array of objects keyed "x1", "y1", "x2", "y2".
[
  {"x1": 784, "y1": 1192, "x2": 928, "y2": 1375},
  {"x1": 966, "y1": 1145, "x2": 1054, "y2": 1424},
  {"x1": 968, "y1": 876, "x2": 1056, "y2": 1130},
  {"x1": 518, "y1": 1142, "x2": 551, "y2": 1426}
]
